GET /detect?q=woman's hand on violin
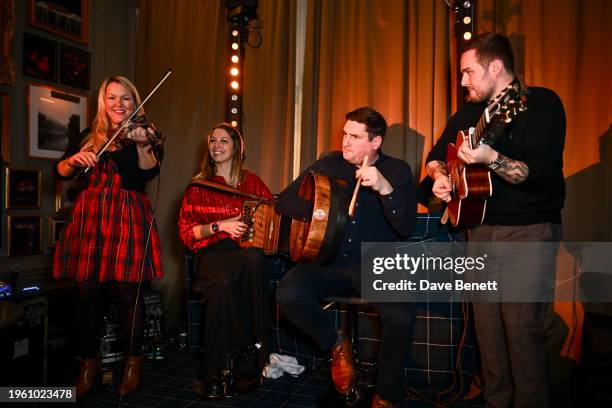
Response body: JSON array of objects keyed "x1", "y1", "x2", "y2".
[
  {"x1": 126, "y1": 126, "x2": 155, "y2": 144},
  {"x1": 68, "y1": 151, "x2": 97, "y2": 168},
  {"x1": 219, "y1": 215, "x2": 248, "y2": 238}
]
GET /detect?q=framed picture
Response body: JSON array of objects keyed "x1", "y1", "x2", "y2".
[
  {"x1": 23, "y1": 32, "x2": 57, "y2": 82},
  {"x1": 0, "y1": 93, "x2": 8, "y2": 163},
  {"x1": 55, "y1": 179, "x2": 78, "y2": 212},
  {"x1": 5, "y1": 167, "x2": 41, "y2": 209},
  {"x1": 48, "y1": 216, "x2": 67, "y2": 247},
  {"x1": 59, "y1": 43, "x2": 89, "y2": 90},
  {"x1": 27, "y1": 0, "x2": 89, "y2": 44},
  {"x1": 8, "y1": 215, "x2": 42, "y2": 256},
  {"x1": 0, "y1": 0, "x2": 16, "y2": 85},
  {"x1": 27, "y1": 82, "x2": 88, "y2": 159}
]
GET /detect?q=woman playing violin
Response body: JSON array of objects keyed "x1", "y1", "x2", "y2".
[
  {"x1": 178, "y1": 123, "x2": 272, "y2": 398},
  {"x1": 53, "y1": 76, "x2": 164, "y2": 397}
]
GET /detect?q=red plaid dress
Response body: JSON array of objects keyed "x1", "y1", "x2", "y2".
[{"x1": 53, "y1": 158, "x2": 164, "y2": 282}]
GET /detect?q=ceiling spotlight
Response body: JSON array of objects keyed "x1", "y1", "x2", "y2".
[
  {"x1": 463, "y1": 16, "x2": 471, "y2": 24},
  {"x1": 231, "y1": 120, "x2": 238, "y2": 127},
  {"x1": 230, "y1": 67, "x2": 239, "y2": 76},
  {"x1": 231, "y1": 55, "x2": 239, "y2": 63},
  {"x1": 232, "y1": 30, "x2": 239, "y2": 37},
  {"x1": 230, "y1": 81, "x2": 239, "y2": 89},
  {"x1": 231, "y1": 108, "x2": 238, "y2": 114},
  {"x1": 231, "y1": 42, "x2": 239, "y2": 50},
  {"x1": 231, "y1": 94, "x2": 238, "y2": 101},
  {"x1": 463, "y1": 31, "x2": 472, "y2": 40}
]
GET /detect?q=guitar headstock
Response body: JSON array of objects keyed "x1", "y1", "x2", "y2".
[
  {"x1": 477, "y1": 79, "x2": 528, "y2": 146},
  {"x1": 489, "y1": 80, "x2": 527, "y2": 116}
]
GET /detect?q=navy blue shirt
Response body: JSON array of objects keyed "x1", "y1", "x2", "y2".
[{"x1": 276, "y1": 151, "x2": 417, "y2": 266}]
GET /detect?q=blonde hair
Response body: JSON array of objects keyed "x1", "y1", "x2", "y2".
[
  {"x1": 194, "y1": 123, "x2": 246, "y2": 186},
  {"x1": 81, "y1": 76, "x2": 144, "y2": 152}
]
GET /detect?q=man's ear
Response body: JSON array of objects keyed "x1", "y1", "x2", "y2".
[
  {"x1": 489, "y1": 58, "x2": 504, "y2": 77},
  {"x1": 372, "y1": 135, "x2": 383, "y2": 150}
]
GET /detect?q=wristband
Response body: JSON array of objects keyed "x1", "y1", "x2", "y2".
[{"x1": 488, "y1": 153, "x2": 505, "y2": 170}]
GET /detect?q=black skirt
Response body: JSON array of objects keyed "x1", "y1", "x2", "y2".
[{"x1": 194, "y1": 238, "x2": 270, "y2": 378}]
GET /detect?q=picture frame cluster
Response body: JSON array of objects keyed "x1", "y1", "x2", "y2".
[
  {"x1": 1, "y1": 1, "x2": 90, "y2": 256},
  {"x1": 3, "y1": 167, "x2": 75, "y2": 255},
  {"x1": 23, "y1": 0, "x2": 91, "y2": 91}
]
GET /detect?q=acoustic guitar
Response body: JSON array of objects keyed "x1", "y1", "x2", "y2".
[{"x1": 444, "y1": 80, "x2": 527, "y2": 227}]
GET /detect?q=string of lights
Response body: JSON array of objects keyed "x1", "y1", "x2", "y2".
[
  {"x1": 449, "y1": 0, "x2": 476, "y2": 109},
  {"x1": 226, "y1": 25, "x2": 243, "y2": 129},
  {"x1": 224, "y1": 0, "x2": 260, "y2": 131},
  {"x1": 454, "y1": 1, "x2": 475, "y2": 43}
]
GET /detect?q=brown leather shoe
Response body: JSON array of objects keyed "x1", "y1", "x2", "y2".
[
  {"x1": 118, "y1": 356, "x2": 143, "y2": 395},
  {"x1": 371, "y1": 393, "x2": 393, "y2": 408},
  {"x1": 331, "y1": 337, "x2": 355, "y2": 395},
  {"x1": 75, "y1": 357, "x2": 101, "y2": 397}
]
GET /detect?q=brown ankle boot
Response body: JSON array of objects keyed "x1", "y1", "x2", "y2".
[
  {"x1": 371, "y1": 393, "x2": 393, "y2": 408},
  {"x1": 331, "y1": 337, "x2": 355, "y2": 395},
  {"x1": 118, "y1": 356, "x2": 144, "y2": 395},
  {"x1": 75, "y1": 357, "x2": 101, "y2": 397}
]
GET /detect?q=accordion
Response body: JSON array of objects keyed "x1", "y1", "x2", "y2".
[{"x1": 239, "y1": 201, "x2": 287, "y2": 254}]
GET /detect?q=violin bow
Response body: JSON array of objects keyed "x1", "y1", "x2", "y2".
[
  {"x1": 77, "y1": 68, "x2": 173, "y2": 177},
  {"x1": 348, "y1": 155, "x2": 368, "y2": 217}
]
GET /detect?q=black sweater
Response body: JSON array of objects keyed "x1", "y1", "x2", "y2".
[
  {"x1": 427, "y1": 86, "x2": 566, "y2": 226},
  {"x1": 54, "y1": 129, "x2": 160, "y2": 191}
]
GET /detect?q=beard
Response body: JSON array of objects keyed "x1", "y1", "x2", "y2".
[
  {"x1": 465, "y1": 74, "x2": 496, "y2": 103},
  {"x1": 465, "y1": 86, "x2": 495, "y2": 103}
]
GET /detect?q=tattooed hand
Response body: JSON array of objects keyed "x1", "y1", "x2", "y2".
[
  {"x1": 457, "y1": 143, "x2": 497, "y2": 165},
  {"x1": 457, "y1": 143, "x2": 529, "y2": 184}
]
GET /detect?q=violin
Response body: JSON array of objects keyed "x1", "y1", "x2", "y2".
[
  {"x1": 114, "y1": 114, "x2": 165, "y2": 148},
  {"x1": 78, "y1": 69, "x2": 172, "y2": 177}
]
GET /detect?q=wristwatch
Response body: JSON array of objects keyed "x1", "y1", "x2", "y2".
[
  {"x1": 211, "y1": 223, "x2": 219, "y2": 233},
  {"x1": 488, "y1": 153, "x2": 505, "y2": 170}
]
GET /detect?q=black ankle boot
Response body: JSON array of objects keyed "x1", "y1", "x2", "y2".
[
  {"x1": 194, "y1": 377, "x2": 224, "y2": 398},
  {"x1": 193, "y1": 372, "x2": 225, "y2": 399},
  {"x1": 204, "y1": 377, "x2": 224, "y2": 399}
]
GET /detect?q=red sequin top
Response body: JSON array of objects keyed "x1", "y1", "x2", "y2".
[{"x1": 178, "y1": 171, "x2": 273, "y2": 251}]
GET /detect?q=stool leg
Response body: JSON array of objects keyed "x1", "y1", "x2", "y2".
[{"x1": 348, "y1": 303, "x2": 360, "y2": 364}]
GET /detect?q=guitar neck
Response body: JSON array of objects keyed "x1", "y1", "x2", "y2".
[{"x1": 472, "y1": 113, "x2": 489, "y2": 146}]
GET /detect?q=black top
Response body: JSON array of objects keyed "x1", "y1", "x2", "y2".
[
  {"x1": 427, "y1": 86, "x2": 566, "y2": 226},
  {"x1": 54, "y1": 129, "x2": 160, "y2": 191},
  {"x1": 276, "y1": 151, "x2": 417, "y2": 267}
]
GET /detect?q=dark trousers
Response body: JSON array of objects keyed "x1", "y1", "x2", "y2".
[
  {"x1": 275, "y1": 262, "x2": 416, "y2": 402},
  {"x1": 469, "y1": 223, "x2": 561, "y2": 408},
  {"x1": 195, "y1": 239, "x2": 270, "y2": 379},
  {"x1": 76, "y1": 280, "x2": 145, "y2": 358}
]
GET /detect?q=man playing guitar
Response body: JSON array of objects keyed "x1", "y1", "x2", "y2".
[{"x1": 426, "y1": 33, "x2": 566, "y2": 408}]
